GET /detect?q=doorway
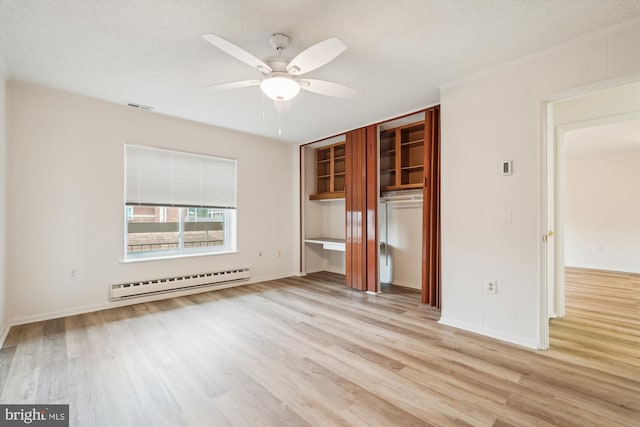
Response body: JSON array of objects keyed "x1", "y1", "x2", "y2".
[{"x1": 544, "y1": 81, "x2": 640, "y2": 356}]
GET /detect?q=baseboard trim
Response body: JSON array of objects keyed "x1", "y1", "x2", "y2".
[
  {"x1": 6, "y1": 272, "x2": 297, "y2": 329},
  {"x1": 380, "y1": 280, "x2": 421, "y2": 290},
  {"x1": 438, "y1": 317, "x2": 539, "y2": 350},
  {"x1": 324, "y1": 266, "x2": 346, "y2": 275},
  {"x1": 0, "y1": 321, "x2": 9, "y2": 348}
]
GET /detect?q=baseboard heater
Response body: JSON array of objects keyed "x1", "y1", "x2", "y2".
[{"x1": 110, "y1": 268, "x2": 251, "y2": 301}]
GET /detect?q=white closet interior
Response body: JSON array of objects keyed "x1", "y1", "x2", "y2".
[{"x1": 379, "y1": 191, "x2": 423, "y2": 289}]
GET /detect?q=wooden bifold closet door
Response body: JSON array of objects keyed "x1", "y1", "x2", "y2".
[
  {"x1": 345, "y1": 125, "x2": 378, "y2": 292},
  {"x1": 422, "y1": 106, "x2": 441, "y2": 308}
]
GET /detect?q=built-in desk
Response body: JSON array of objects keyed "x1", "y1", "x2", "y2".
[{"x1": 304, "y1": 237, "x2": 346, "y2": 252}]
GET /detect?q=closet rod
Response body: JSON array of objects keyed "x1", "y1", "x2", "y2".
[{"x1": 380, "y1": 198, "x2": 423, "y2": 204}]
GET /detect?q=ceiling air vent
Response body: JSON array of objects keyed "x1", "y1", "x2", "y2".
[{"x1": 127, "y1": 102, "x2": 154, "y2": 111}]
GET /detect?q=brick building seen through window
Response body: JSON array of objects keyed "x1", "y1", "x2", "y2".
[{"x1": 126, "y1": 206, "x2": 225, "y2": 254}]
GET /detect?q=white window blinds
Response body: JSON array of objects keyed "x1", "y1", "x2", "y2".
[{"x1": 126, "y1": 144, "x2": 236, "y2": 209}]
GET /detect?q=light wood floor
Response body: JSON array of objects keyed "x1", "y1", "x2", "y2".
[
  {"x1": 548, "y1": 267, "x2": 640, "y2": 377},
  {"x1": 0, "y1": 271, "x2": 638, "y2": 426}
]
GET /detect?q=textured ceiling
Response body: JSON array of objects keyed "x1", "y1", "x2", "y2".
[{"x1": 0, "y1": 0, "x2": 638, "y2": 143}]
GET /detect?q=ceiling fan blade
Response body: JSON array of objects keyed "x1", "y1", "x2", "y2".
[
  {"x1": 286, "y1": 38, "x2": 346, "y2": 76},
  {"x1": 299, "y1": 79, "x2": 356, "y2": 98},
  {"x1": 201, "y1": 34, "x2": 272, "y2": 74},
  {"x1": 202, "y1": 80, "x2": 261, "y2": 90}
]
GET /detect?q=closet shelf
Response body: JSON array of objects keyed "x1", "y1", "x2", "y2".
[
  {"x1": 309, "y1": 191, "x2": 345, "y2": 201},
  {"x1": 304, "y1": 237, "x2": 345, "y2": 252},
  {"x1": 381, "y1": 183, "x2": 423, "y2": 191},
  {"x1": 401, "y1": 139, "x2": 424, "y2": 147}
]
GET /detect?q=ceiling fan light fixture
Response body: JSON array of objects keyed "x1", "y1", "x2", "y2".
[{"x1": 260, "y1": 75, "x2": 300, "y2": 101}]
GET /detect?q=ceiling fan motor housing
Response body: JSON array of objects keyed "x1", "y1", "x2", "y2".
[
  {"x1": 269, "y1": 33, "x2": 291, "y2": 52},
  {"x1": 264, "y1": 56, "x2": 290, "y2": 73}
]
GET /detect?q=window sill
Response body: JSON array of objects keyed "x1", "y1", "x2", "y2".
[{"x1": 120, "y1": 250, "x2": 239, "y2": 264}]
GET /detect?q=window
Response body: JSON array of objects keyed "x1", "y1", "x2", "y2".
[{"x1": 125, "y1": 145, "x2": 237, "y2": 259}]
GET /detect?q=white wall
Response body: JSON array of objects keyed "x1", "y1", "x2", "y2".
[
  {"x1": 566, "y1": 149, "x2": 640, "y2": 273},
  {"x1": 440, "y1": 19, "x2": 640, "y2": 348},
  {"x1": 0, "y1": 56, "x2": 7, "y2": 342},
  {"x1": 320, "y1": 201, "x2": 346, "y2": 273},
  {"x1": 6, "y1": 82, "x2": 297, "y2": 324},
  {"x1": 379, "y1": 201, "x2": 422, "y2": 289}
]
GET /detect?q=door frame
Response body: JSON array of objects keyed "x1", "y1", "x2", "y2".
[{"x1": 539, "y1": 73, "x2": 640, "y2": 350}]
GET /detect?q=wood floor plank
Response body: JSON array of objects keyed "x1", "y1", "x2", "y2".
[
  {"x1": 549, "y1": 267, "x2": 640, "y2": 383},
  {"x1": 0, "y1": 269, "x2": 638, "y2": 426}
]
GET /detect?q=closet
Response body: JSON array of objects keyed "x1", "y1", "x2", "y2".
[
  {"x1": 378, "y1": 114, "x2": 426, "y2": 292},
  {"x1": 302, "y1": 135, "x2": 347, "y2": 275},
  {"x1": 377, "y1": 106, "x2": 440, "y2": 306},
  {"x1": 300, "y1": 105, "x2": 440, "y2": 308}
]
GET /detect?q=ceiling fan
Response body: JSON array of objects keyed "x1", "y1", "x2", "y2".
[{"x1": 201, "y1": 33, "x2": 356, "y2": 102}]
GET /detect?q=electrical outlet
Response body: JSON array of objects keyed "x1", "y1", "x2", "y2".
[
  {"x1": 277, "y1": 250, "x2": 281, "y2": 258},
  {"x1": 67, "y1": 269, "x2": 79, "y2": 280},
  {"x1": 487, "y1": 281, "x2": 497, "y2": 294}
]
